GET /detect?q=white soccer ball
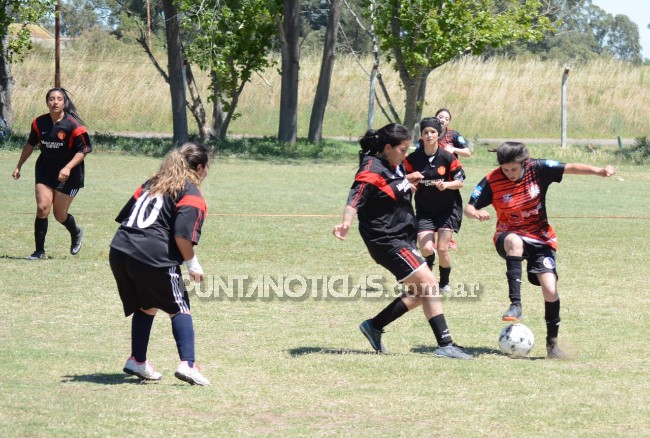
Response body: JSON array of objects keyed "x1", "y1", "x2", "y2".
[{"x1": 498, "y1": 323, "x2": 535, "y2": 358}]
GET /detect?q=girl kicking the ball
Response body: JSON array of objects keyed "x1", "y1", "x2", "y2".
[
  {"x1": 464, "y1": 141, "x2": 616, "y2": 359},
  {"x1": 333, "y1": 123, "x2": 471, "y2": 360}
]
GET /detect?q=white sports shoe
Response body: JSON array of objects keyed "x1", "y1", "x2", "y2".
[
  {"x1": 175, "y1": 361, "x2": 211, "y2": 386},
  {"x1": 123, "y1": 357, "x2": 162, "y2": 380}
]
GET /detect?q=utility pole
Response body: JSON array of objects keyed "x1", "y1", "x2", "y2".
[
  {"x1": 54, "y1": 0, "x2": 61, "y2": 87},
  {"x1": 561, "y1": 67, "x2": 569, "y2": 148}
]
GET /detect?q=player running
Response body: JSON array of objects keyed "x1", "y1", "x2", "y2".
[
  {"x1": 109, "y1": 142, "x2": 212, "y2": 385},
  {"x1": 404, "y1": 117, "x2": 465, "y2": 294},
  {"x1": 464, "y1": 141, "x2": 616, "y2": 358},
  {"x1": 333, "y1": 123, "x2": 471, "y2": 360},
  {"x1": 12, "y1": 88, "x2": 91, "y2": 259}
]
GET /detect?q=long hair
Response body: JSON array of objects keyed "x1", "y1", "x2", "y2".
[
  {"x1": 493, "y1": 142, "x2": 530, "y2": 165},
  {"x1": 148, "y1": 142, "x2": 211, "y2": 198},
  {"x1": 46, "y1": 88, "x2": 84, "y2": 124},
  {"x1": 357, "y1": 123, "x2": 410, "y2": 165},
  {"x1": 435, "y1": 108, "x2": 452, "y2": 120}
]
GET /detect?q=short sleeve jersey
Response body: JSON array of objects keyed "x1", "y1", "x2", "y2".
[
  {"x1": 346, "y1": 155, "x2": 417, "y2": 254},
  {"x1": 468, "y1": 159, "x2": 565, "y2": 249},
  {"x1": 438, "y1": 129, "x2": 468, "y2": 157},
  {"x1": 27, "y1": 113, "x2": 92, "y2": 184},
  {"x1": 404, "y1": 147, "x2": 465, "y2": 217},
  {"x1": 110, "y1": 180, "x2": 207, "y2": 268}
]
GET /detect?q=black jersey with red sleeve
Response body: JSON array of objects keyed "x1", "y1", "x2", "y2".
[
  {"x1": 110, "y1": 180, "x2": 207, "y2": 268},
  {"x1": 438, "y1": 129, "x2": 468, "y2": 157},
  {"x1": 27, "y1": 113, "x2": 92, "y2": 183},
  {"x1": 468, "y1": 159, "x2": 565, "y2": 249},
  {"x1": 404, "y1": 147, "x2": 465, "y2": 217},
  {"x1": 346, "y1": 154, "x2": 417, "y2": 254}
]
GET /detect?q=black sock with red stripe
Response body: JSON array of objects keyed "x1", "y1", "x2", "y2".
[
  {"x1": 506, "y1": 256, "x2": 524, "y2": 304},
  {"x1": 34, "y1": 217, "x2": 48, "y2": 252},
  {"x1": 172, "y1": 313, "x2": 195, "y2": 367},
  {"x1": 428, "y1": 314, "x2": 453, "y2": 347},
  {"x1": 131, "y1": 310, "x2": 155, "y2": 363},
  {"x1": 372, "y1": 297, "x2": 408, "y2": 330}
]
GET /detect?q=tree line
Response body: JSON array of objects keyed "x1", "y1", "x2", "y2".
[{"x1": 1, "y1": 0, "x2": 644, "y2": 144}]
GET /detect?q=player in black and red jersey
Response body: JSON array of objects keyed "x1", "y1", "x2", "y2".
[
  {"x1": 435, "y1": 108, "x2": 471, "y2": 159},
  {"x1": 12, "y1": 88, "x2": 91, "y2": 259},
  {"x1": 404, "y1": 118, "x2": 465, "y2": 295},
  {"x1": 464, "y1": 142, "x2": 616, "y2": 358},
  {"x1": 333, "y1": 123, "x2": 471, "y2": 360},
  {"x1": 109, "y1": 142, "x2": 212, "y2": 385}
]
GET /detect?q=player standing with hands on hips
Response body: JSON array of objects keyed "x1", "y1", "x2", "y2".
[
  {"x1": 464, "y1": 142, "x2": 616, "y2": 358},
  {"x1": 12, "y1": 88, "x2": 91, "y2": 259},
  {"x1": 334, "y1": 123, "x2": 471, "y2": 360},
  {"x1": 109, "y1": 142, "x2": 212, "y2": 385}
]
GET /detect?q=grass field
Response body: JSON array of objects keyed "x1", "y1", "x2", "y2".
[{"x1": 1, "y1": 145, "x2": 649, "y2": 436}]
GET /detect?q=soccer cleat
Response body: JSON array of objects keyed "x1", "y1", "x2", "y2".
[
  {"x1": 502, "y1": 302, "x2": 523, "y2": 321},
  {"x1": 123, "y1": 357, "x2": 162, "y2": 380},
  {"x1": 359, "y1": 319, "x2": 387, "y2": 354},
  {"x1": 434, "y1": 344, "x2": 473, "y2": 360},
  {"x1": 439, "y1": 284, "x2": 452, "y2": 294},
  {"x1": 175, "y1": 361, "x2": 211, "y2": 386},
  {"x1": 70, "y1": 227, "x2": 83, "y2": 255},
  {"x1": 546, "y1": 338, "x2": 567, "y2": 359},
  {"x1": 26, "y1": 250, "x2": 46, "y2": 260}
]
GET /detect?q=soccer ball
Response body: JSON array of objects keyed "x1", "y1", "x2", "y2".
[{"x1": 498, "y1": 323, "x2": 535, "y2": 358}]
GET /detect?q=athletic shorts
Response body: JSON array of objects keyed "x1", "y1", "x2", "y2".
[
  {"x1": 368, "y1": 242, "x2": 426, "y2": 283},
  {"x1": 495, "y1": 232, "x2": 557, "y2": 286},
  {"x1": 35, "y1": 162, "x2": 82, "y2": 197},
  {"x1": 109, "y1": 248, "x2": 190, "y2": 317},
  {"x1": 416, "y1": 205, "x2": 463, "y2": 234}
]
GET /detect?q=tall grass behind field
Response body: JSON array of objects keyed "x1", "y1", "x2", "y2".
[{"x1": 11, "y1": 48, "x2": 649, "y2": 139}]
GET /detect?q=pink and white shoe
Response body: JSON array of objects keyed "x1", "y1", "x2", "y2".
[
  {"x1": 123, "y1": 357, "x2": 162, "y2": 380},
  {"x1": 174, "y1": 361, "x2": 210, "y2": 386}
]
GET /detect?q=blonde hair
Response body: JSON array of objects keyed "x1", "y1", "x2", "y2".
[{"x1": 148, "y1": 142, "x2": 210, "y2": 198}]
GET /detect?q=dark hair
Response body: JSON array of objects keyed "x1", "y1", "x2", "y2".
[
  {"x1": 419, "y1": 117, "x2": 442, "y2": 135},
  {"x1": 46, "y1": 88, "x2": 84, "y2": 124},
  {"x1": 492, "y1": 141, "x2": 530, "y2": 165},
  {"x1": 358, "y1": 123, "x2": 410, "y2": 165},
  {"x1": 435, "y1": 108, "x2": 452, "y2": 119}
]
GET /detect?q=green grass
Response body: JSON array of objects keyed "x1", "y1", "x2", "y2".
[{"x1": 0, "y1": 147, "x2": 649, "y2": 436}]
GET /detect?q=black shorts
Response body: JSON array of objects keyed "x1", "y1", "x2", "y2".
[
  {"x1": 368, "y1": 242, "x2": 425, "y2": 282},
  {"x1": 416, "y1": 205, "x2": 463, "y2": 233},
  {"x1": 35, "y1": 162, "x2": 83, "y2": 197},
  {"x1": 495, "y1": 232, "x2": 557, "y2": 286},
  {"x1": 109, "y1": 248, "x2": 190, "y2": 317}
]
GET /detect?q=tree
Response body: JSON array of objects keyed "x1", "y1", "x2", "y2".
[
  {"x1": 371, "y1": 0, "x2": 553, "y2": 129},
  {"x1": 178, "y1": 0, "x2": 280, "y2": 139},
  {"x1": 277, "y1": 0, "x2": 300, "y2": 144},
  {"x1": 308, "y1": 0, "x2": 342, "y2": 143},
  {"x1": 161, "y1": 0, "x2": 188, "y2": 144},
  {"x1": 1, "y1": 0, "x2": 55, "y2": 131}
]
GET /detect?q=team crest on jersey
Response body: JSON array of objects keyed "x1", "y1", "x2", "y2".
[
  {"x1": 543, "y1": 257, "x2": 555, "y2": 269},
  {"x1": 471, "y1": 185, "x2": 482, "y2": 200},
  {"x1": 437, "y1": 166, "x2": 445, "y2": 176},
  {"x1": 57, "y1": 130, "x2": 66, "y2": 140},
  {"x1": 529, "y1": 183, "x2": 540, "y2": 199}
]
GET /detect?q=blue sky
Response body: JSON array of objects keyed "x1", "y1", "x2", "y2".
[{"x1": 591, "y1": 0, "x2": 650, "y2": 59}]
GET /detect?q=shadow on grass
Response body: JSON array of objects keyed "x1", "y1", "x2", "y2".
[
  {"x1": 412, "y1": 345, "x2": 547, "y2": 360},
  {"x1": 287, "y1": 347, "x2": 378, "y2": 357},
  {"x1": 61, "y1": 373, "x2": 155, "y2": 385},
  {"x1": 0, "y1": 254, "x2": 53, "y2": 260}
]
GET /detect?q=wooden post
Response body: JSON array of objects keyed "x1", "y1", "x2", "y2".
[
  {"x1": 54, "y1": 0, "x2": 61, "y2": 87},
  {"x1": 368, "y1": 64, "x2": 377, "y2": 130},
  {"x1": 561, "y1": 67, "x2": 569, "y2": 148}
]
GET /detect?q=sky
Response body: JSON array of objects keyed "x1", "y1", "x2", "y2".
[{"x1": 591, "y1": 0, "x2": 650, "y2": 60}]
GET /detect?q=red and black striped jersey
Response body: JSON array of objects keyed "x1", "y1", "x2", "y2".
[
  {"x1": 110, "y1": 180, "x2": 207, "y2": 268},
  {"x1": 404, "y1": 147, "x2": 465, "y2": 216},
  {"x1": 27, "y1": 113, "x2": 92, "y2": 170},
  {"x1": 468, "y1": 159, "x2": 565, "y2": 249},
  {"x1": 346, "y1": 155, "x2": 417, "y2": 252}
]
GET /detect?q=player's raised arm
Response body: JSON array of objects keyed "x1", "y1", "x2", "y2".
[{"x1": 564, "y1": 163, "x2": 616, "y2": 177}]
